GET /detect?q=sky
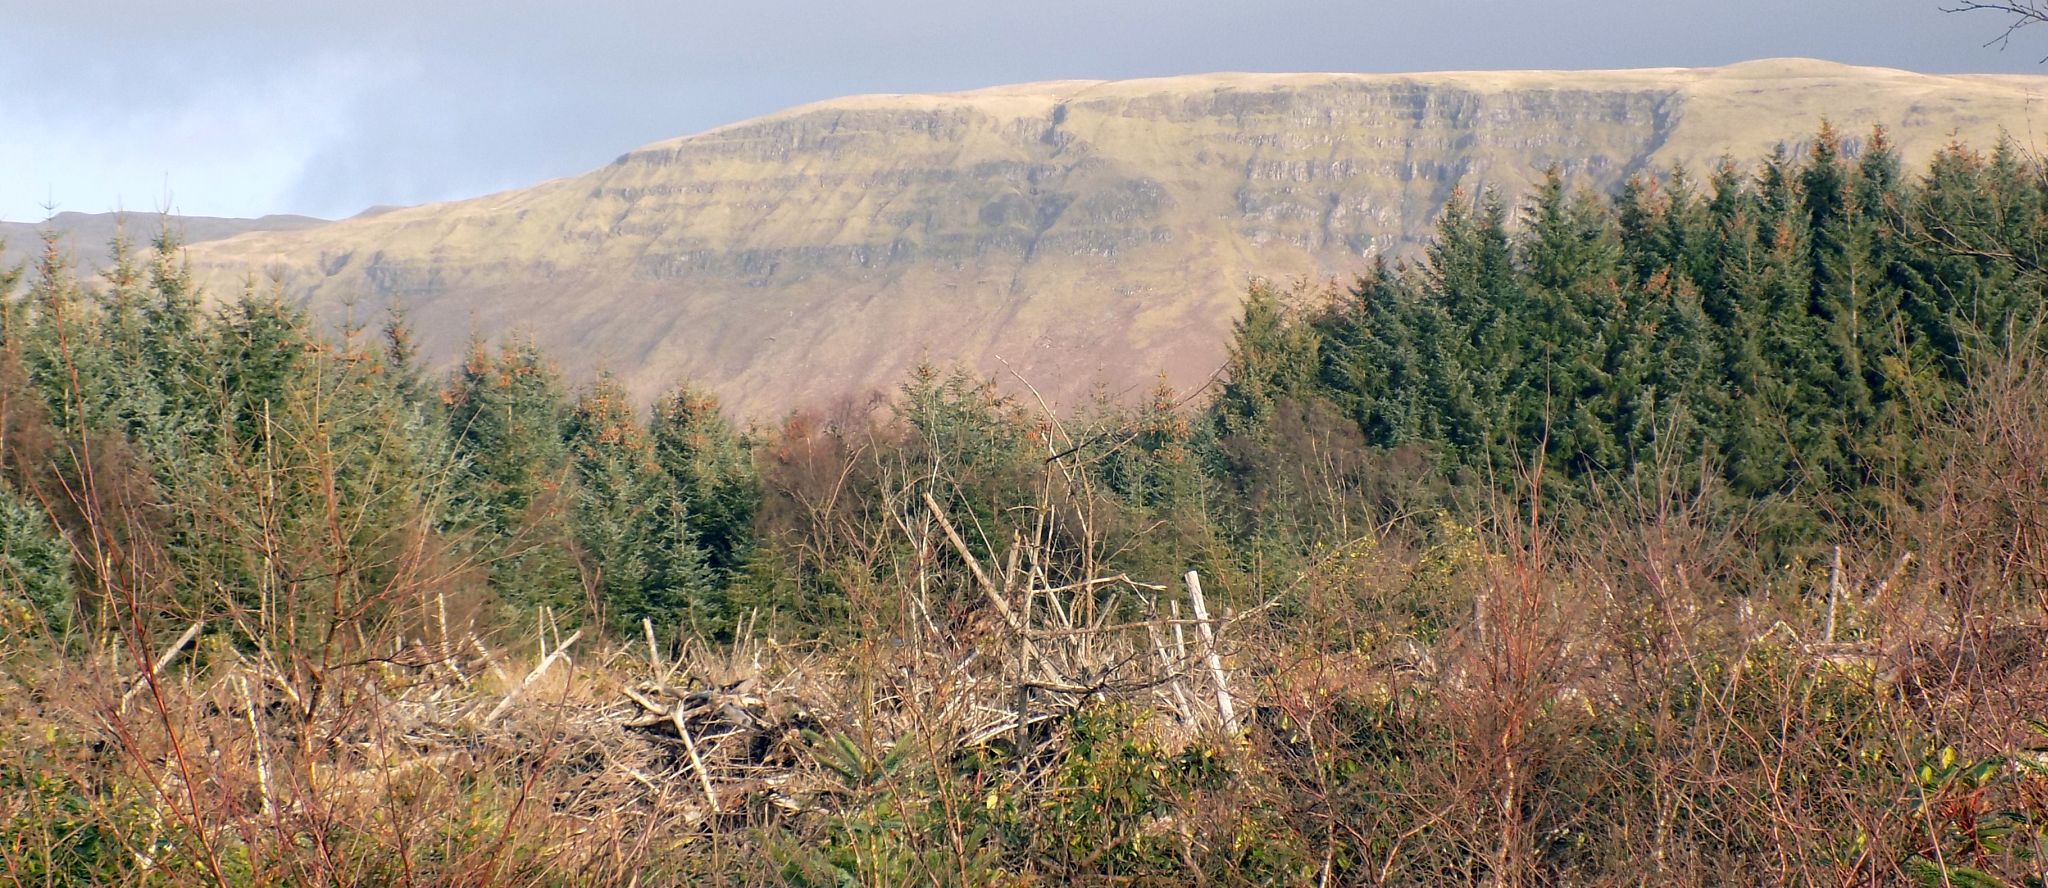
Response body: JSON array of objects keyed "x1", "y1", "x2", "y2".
[{"x1": 4, "y1": 0, "x2": 2045, "y2": 222}]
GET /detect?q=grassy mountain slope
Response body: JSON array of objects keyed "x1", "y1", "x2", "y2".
[
  {"x1": 186, "y1": 59, "x2": 2048, "y2": 416},
  {"x1": 1, "y1": 211, "x2": 327, "y2": 277}
]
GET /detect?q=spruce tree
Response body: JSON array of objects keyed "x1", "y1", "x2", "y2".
[
  {"x1": 1419, "y1": 190, "x2": 1523, "y2": 471},
  {"x1": 0, "y1": 478, "x2": 71, "y2": 635},
  {"x1": 1517, "y1": 169, "x2": 1623, "y2": 480},
  {"x1": 1321, "y1": 259, "x2": 1427, "y2": 446},
  {"x1": 443, "y1": 336, "x2": 579, "y2": 614},
  {"x1": 566, "y1": 373, "x2": 690, "y2": 633},
  {"x1": 1214, "y1": 281, "x2": 1322, "y2": 440},
  {"x1": 381, "y1": 305, "x2": 428, "y2": 406},
  {"x1": 215, "y1": 294, "x2": 311, "y2": 453},
  {"x1": 648, "y1": 384, "x2": 758, "y2": 581}
]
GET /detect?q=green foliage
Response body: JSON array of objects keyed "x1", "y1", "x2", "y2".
[
  {"x1": 213, "y1": 293, "x2": 311, "y2": 453},
  {"x1": 1216, "y1": 281, "x2": 1323, "y2": 440},
  {"x1": 778, "y1": 730, "x2": 1002, "y2": 887},
  {"x1": 897, "y1": 364, "x2": 1044, "y2": 578},
  {"x1": 6, "y1": 226, "x2": 463, "y2": 648},
  {"x1": 781, "y1": 709, "x2": 1245, "y2": 886},
  {"x1": 1894, "y1": 740, "x2": 2048, "y2": 887},
  {"x1": 0, "y1": 761, "x2": 158, "y2": 886},
  {"x1": 648, "y1": 384, "x2": 757, "y2": 583},
  {"x1": 1220, "y1": 126, "x2": 2048, "y2": 559},
  {"x1": 1078, "y1": 376, "x2": 1220, "y2": 582},
  {"x1": 5, "y1": 135, "x2": 2048, "y2": 887},
  {"x1": 566, "y1": 374, "x2": 662, "y2": 627},
  {"x1": 1034, "y1": 705, "x2": 1230, "y2": 875},
  {"x1": 567, "y1": 373, "x2": 720, "y2": 635},
  {"x1": 1097, "y1": 375, "x2": 1210, "y2": 512},
  {"x1": 443, "y1": 335, "x2": 580, "y2": 613},
  {"x1": 0, "y1": 478, "x2": 70, "y2": 635},
  {"x1": 379, "y1": 304, "x2": 428, "y2": 404}
]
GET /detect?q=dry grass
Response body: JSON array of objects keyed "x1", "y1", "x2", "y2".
[{"x1": 3, "y1": 339, "x2": 2046, "y2": 887}]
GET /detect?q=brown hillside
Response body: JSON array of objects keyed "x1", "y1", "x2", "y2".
[
  {"x1": 2, "y1": 212, "x2": 327, "y2": 280},
  {"x1": 186, "y1": 59, "x2": 2048, "y2": 417}
]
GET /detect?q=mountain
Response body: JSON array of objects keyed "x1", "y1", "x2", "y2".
[
  {"x1": 183, "y1": 59, "x2": 2048, "y2": 418},
  {"x1": 2, "y1": 212, "x2": 328, "y2": 280}
]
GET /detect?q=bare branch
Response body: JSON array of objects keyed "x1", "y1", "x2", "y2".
[{"x1": 1945, "y1": 0, "x2": 2048, "y2": 58}]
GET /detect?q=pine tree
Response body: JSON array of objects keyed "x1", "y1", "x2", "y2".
[
  {"x1": 1420, "y1": 190, "x2": 1523, "y2": 471},
  {"x1": 644, "y1": 486, "x2": 719, "y2": 633},
  {"x1": 18, "y1": 230, "x2": 104, "y2": 435},
  {"x1": 1616, "y1": 172, "x2": 1668, "y2": 285},
  {"x1": 215, "y1": 293, "x2": 311, "y2": 453},
  {"x1": 1660, "y1": 165, "x2": 1723, "y2": 293},
  {"x1": 138, "y1": 225, "x2": 219, "y2": 441},
  {"x1": 0, "y1": 235, "x2": 19, "y2": 304},
  {"x1": 1129, "y1": 374, "x2": 1205, "y2": 510},
  {"x1": 1638, "y1": 272, "x2": 1724, "y2": 484}
]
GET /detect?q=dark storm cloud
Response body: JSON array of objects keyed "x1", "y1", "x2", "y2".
[{"x1": 4, "y1": 0, "x2": 2041, "y2": 221}]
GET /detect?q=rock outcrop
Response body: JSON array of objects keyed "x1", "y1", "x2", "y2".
[{"x1": 186, "y1": 59, "x2": 2048, "y2": 417}]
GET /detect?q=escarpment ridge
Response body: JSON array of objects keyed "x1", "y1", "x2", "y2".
[{"x1": 179, "y1": 59, "x2": 2048, "y2": 416}]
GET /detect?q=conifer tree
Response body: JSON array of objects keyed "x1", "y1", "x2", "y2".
[
  {"x1": 1660, "y1": 165, "x2": 1723, "y2": 292},
  {"x1": 443, "y1": 336, "x2": 579, "y2": 613},
  {"x1": 0, "y1": 236, "x2": 18, "y2": 301},
  {"x1": 1418, "y1": 190, "x2": 1524, "y2": 469},
  {"x1": 649, "y1": 384, "x2": 758, "y2": 581},
  {"x1": 215, "y1": 293, "x2": 311, "y2": 452},
  {"x1": 644, "y1": 485, "x2": 719, "y2": 632},
  {"x1": 1638, "y1": 272, "x2": 1724, "y2": 483},
  {"x1": 1126, "y1": 374, "x2": 1206, "y2": 510},
  {"x1": 1517, "y1": 170, "x2": 1623, "y2": 478},
  {"x1": 0, "y1": 478, "x2": 71, "y2": 635},
  {"x1": 1215, "y1": 281, "x2": 1322, "y2": 440},
  {"x1": 1321, "y1": 259, "x2": 1428, "y2": 446},
  {"x1": 137, "y1": 227, "x2": 218, "y2": 442},
  {"x1": 566, "y1": 375, "x2": 653, "y2": 618},
  {"x1": 18, "y1": 231, "x2": 104, "y2": 435},
  {"x1": 1616, "y1": 172, "x2": 1668, "y2": 285},
  {"x1": 381, "y1": 305, "x2": 428, "y2": 406},
  {"x1": 1217, "y1": 125, "x2": 2039, "y2": 548}
]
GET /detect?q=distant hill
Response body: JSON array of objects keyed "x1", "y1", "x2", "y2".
[
  {"x1": 183, "y1": 59, "x2": 2048, "y2": 418},
  {"x1": 1, "y1": 212, "x2": 328, "y2": 281}
]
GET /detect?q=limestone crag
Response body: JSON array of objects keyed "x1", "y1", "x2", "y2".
[{"x1": 184, "y1": 60, "x2": 2048, "y2": 417}]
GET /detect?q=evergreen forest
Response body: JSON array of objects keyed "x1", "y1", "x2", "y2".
[{"x1": 3, "y1": 127, "x2": 2047, "y2": 886}]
